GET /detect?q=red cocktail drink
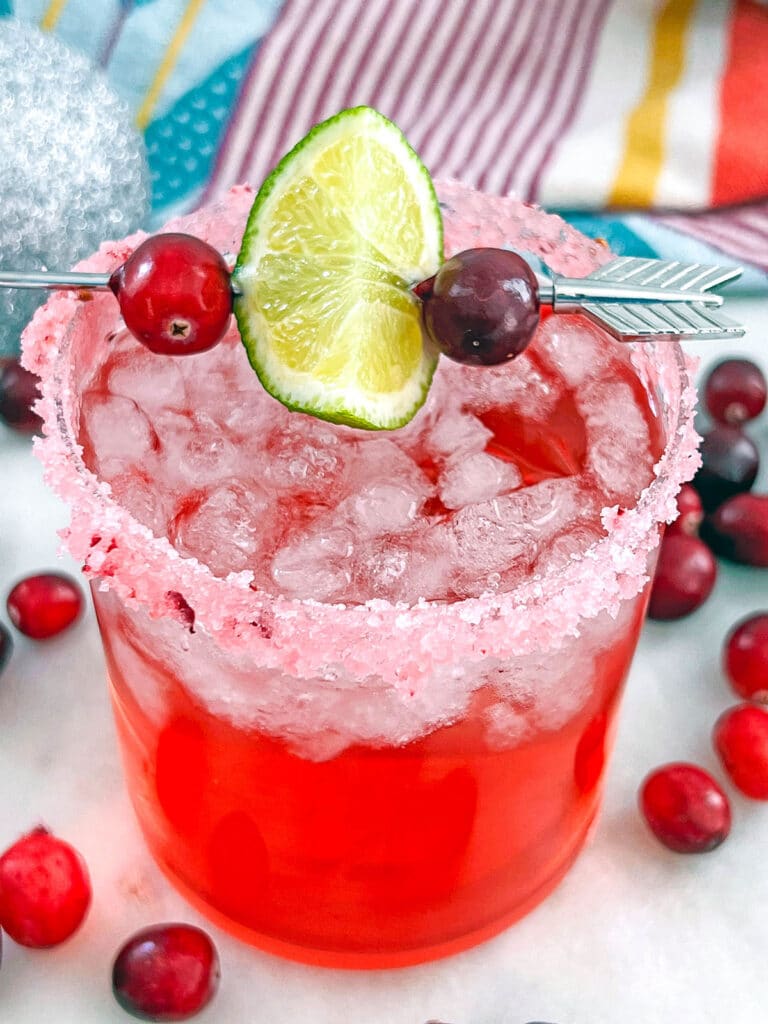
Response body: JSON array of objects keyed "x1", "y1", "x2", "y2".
[{"x1": 24, "y1": 182, "x2": 698, "y2": 967}]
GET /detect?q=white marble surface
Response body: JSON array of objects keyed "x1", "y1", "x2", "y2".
[{"x1": 1, "y1": 306, "x2": 767, "y2": 1024}]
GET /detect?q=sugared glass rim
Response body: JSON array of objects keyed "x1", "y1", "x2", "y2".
[{"x1": 22, "y1": 183, "x2": 700, "y2": 688}]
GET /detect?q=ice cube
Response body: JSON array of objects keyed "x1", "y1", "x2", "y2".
[
  {"x1": 108, "y1": 349, "x2": 187, "y2": 414},
  {"x1": 170, "y1": 480, "x2": 270, "y2": 576},
  {"x1": 449, "y1": 477, "x2": 585, "y2": 585},
  {"x1": 439, "y1": 451, "x2": 522, "y2": 509},
  {"x1": 353, "y1": 529, "x2": 454, "y2": 604},
  {"x1": 537, "y1": 316, "x2": 611, "y2": 387},
  {"x1": 270, "y1": 526, "x2": 353, "y2": 601},
  {"x1": 109, "y1": 470, "x2": 171, "y2": 537},
  {"x1": 534, "y1": 522, "x2": 604, "y2": 574},
  {"x1": 154, "y1": 409, "x2": 240, "y2": 489},
  {"x1": 580, "y1": 381, "x2": 652, "y2": 504},
  {"x1": 264, "y1": 420, "x2": 350, "y2": 497},
  {"x1": 344, "y1": 481, "x2": 423, "y2": 536},
  {"x1": 426, "y1": 403, "x2": 493, "y2": 460},
  {"x1": 80, "y1": 391, "x2": 157, "y2": 479}
]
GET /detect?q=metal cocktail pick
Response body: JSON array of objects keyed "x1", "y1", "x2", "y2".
[{"x1": 0, "y1": 255, "x2": 745, "y2": 344}]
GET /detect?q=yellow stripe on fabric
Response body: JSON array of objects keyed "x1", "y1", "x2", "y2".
[
  {"x1": 608, "y1": 0, "x2": 697, "y2": 208},
  {"x1": 40, "y1": 0, "x2": 68, "y2": 31},
  {"x1": 135, "y1": 0, "x2": 207, "y2": 131}
]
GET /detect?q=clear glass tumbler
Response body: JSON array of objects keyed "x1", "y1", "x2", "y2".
[{"x1": 23, "y1": 184, "x2": 698, "y2": 968}]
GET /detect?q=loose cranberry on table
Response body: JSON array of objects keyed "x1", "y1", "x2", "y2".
[
  {"x1": 110, "y1": 233, "x2": 233, "y2": 356},
  {"x1": 648, "y1": 534, "x2": 717, "y2": 621},
  {"x1": 0, "y1": 358, "x2": 43, "y2": 434},
  {"x1": 639, "y1": 763, "x2": 731, "y2": 853},
  {"x1": 112, "y1": 923, "x2": 220, "y2": 1021},
  {"x1": 0, "y1": 827, "x2": 91, "y2": 947},
  {"x1": 714, "y1": 704, "x2": 768, "y2": 799},
  {"x1": 6, "y1": 572, "x2": 83, "y2": 639},
  {"x1": 667, "y1": 483, "x2": 703, "y2": 537},
  {"x1": 724, "y1": 613, "x2": 768, "y2": 703},
  {"x1": 704, "y1": 357, "x2": 767, "y2": 425},
  {"x1": 692, "y1": 424, "x2": 759, "y2": 513},
  {"x1": 701, "y1": 493, "x2": 768, "y2": 568}
]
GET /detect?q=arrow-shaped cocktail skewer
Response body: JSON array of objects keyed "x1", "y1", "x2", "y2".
[
  {"x1": 533, "y1": 257, "x2": 745, "y2": 343},
  {"x1": 0, "y1": 254, "x2": 746, "y2": 344}
]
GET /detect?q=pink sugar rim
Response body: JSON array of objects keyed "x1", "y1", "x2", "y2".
[{"x1": 22, "y1": 182, "x2": 700, "y2": 689}]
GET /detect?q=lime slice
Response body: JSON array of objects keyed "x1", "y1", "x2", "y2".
[{"x1": 232, "y1": 106, "x2": 443, "y2": 430}]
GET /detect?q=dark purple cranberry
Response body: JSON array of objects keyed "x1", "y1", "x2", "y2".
[
  {"x1": 112, "y1": 923, "x2": 219, "y2": 1021},
  {"x1": 0, "y1": 622, "x2": 11, "y2": 676},
  {"x1": 0, "y1": 359, "x2": 43, "y2": 434},
  {"x1": 704, "y1": 357, "x2": 767, "y2": 425},
  {"x1": 702, "y1": 493, "x2": 768, "y2": 567},
  {"x1": 415, "y1": 248, "x2": 540, "y2": 365},
  {"x1": 648, "y1": 534, "x2": 717, "y2": 620},
  {"x1": 640, "y1": 763, "x2": 731, "y2": 853},
  {"x1": 692, "y1": 425, "x2": 759, "y2": 512}
]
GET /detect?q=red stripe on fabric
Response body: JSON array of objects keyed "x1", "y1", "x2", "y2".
[
  {"x1": 444, "y1": 1, "x2": 541, "y2": 184},
  {"x1": 528, "y1": 0, "x2": 611, "y2": 202},
  {"x1": 387, "y1": 0, "x2": 465, "y2": 128},
  {"x1": 348, "y1": 0, "x2": 428, "y2": 112},
  {"x1": 281, "y1": 0, "x2": 364, "y2": 156},
  {"x1": 333, "y1": 0, "x2": 399, "y2": 110},
  {"x1": 713, "y1": 0, "x2": 768, "y2": 206},
  {"x1": 236, "y1": 0, "x2": 330, "y2": 184},
  {"x1": 475, "y1": 1, "x2": 561, "y2": 192},
  {"x1": 658, "y1": 208, "x2": 768, "y2": 267},
  {"x1": 416, "y1": 0, "x2": 509, "y2": 167},
  {"x1": 203, "y1": 0, "x2": 309, "y2": 201},
  {"x1": 406, "y1": 0, "x2": 494, "y2": 158},
  {"x1": 500, "y1": 0, "x2": 589, "y2": 197}
]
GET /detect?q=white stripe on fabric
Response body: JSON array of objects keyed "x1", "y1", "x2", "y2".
[
  {"x1": 406, "y1": 0, "x2": 496, "y2": 160},
  {"x1": 240, "y1": 0, "x2": 334, "y2": 182},
  {"x1": 210, "y1": 0, "x2": 314, "y2": 191},
  {"x1": 459, "y1": 3, "x2": 554, "y2": 190},
  {"x1": 271, "y1": 0, "x2": 364, "y2": 160},
  {"x1": 655, "y1": 0, "x2": 731, "y2": 209},
  {"x1": 537, "y1": 0, "x2": 657, "y2": 208},
  {"x1": 477, "y1": 1, "x2": 565, "y2": 194},
  {"x1": 426, "y1": 1, "x2": 537, "y2": 180},
  {"x1": 501, "y1": 0, "x2": 595, "y2": 198}
]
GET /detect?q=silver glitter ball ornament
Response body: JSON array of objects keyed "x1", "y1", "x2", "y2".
[{"x1": 0, "y1": 19, "x2": 149, "y2": 356}]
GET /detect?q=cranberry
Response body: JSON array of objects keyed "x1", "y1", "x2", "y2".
[
  {"x1": 667, "y1": 483, "x2": 703, "y2": 537},
  {"x1": 109, "y1": 233, "x2": 233, "y2": 356},
  {"x1": 112, "y1": 924, "x2": 220, "y2": 1021},
  {"x1": 704, "y1": 357, "x2": 767, "y2": 425},
  {"x1": 0, "y1": 827, "x2": 91, "y2": 947},
  {"x1": 713, "y1": 704, "x2": 768, "y2": 799},
  {"x1": 415, "y1": 248, "x2": 540, "y2": 365},
  {"x1": 6, "y1": 572, "x2": 83, "y2": 639},
  {"x1": 639, "y1": 763, "x2": 731, "y2": 853},
  {"x1": 692, "y1": 425, "x2": 759, "y2": 512},
  {"x1": 0, "y1": 359, "x2": 43, "y2": 433},
  {"x1": 0, "y1": 621, "x2": 12, "y2": 675},
  {"x1": 648, "y1": 533, "x2": 717, "y2": 620},
  {"x1": 702, "y1": 493, "x2": 768, "y2": 567},
  {"x1": 724, "y1": 613, "x2": 768, "y2": 703}
]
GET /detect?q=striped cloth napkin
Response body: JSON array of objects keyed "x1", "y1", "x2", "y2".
[{"x1": 8, "y1": 0, "x2": 768, "y2": 289}]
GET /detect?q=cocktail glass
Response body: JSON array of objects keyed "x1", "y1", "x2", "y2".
[{"x1": 23, "y1": 182, "x2": 698, "y2": 969}]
